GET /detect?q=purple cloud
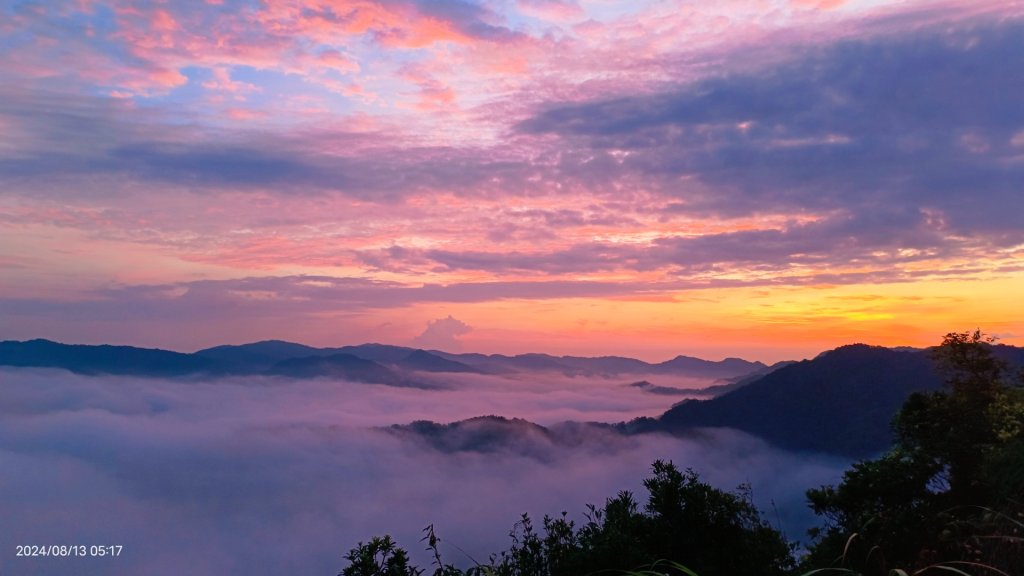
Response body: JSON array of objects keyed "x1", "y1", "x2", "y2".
[
  {"x1": 413, "y1": 315, "x2": 474, "y2": 351},
  {"x1": 519, "y1": 16, "x2": 1024, "y2": 241}
]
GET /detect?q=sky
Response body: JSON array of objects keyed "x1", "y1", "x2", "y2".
[{"x1": 1, "y1": 0, "x2": 1022, "y2": 362}]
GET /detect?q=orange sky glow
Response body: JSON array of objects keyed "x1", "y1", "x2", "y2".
[{"x1": 1, "y1": 0, "x2": 1022, "y2": 362}]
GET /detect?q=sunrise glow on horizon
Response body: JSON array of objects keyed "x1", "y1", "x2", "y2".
[{"x1": 1, "y1": 0, "x2": 1022, "y2": 363}]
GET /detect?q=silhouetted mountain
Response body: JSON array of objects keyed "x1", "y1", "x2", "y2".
[
  {"x1": 394, "y1": 350, "x2": 478, "y2": 373},
  {"x1": 6, "y1": 337, "x2": 1021, "y2": 460},
  {"x1": 700, "y1": 361, "x2": 797, "y2": 396},
  {"x1": 333, "y1": 343, "x2": 418, "y2": 363},
  {"x1": 501, "y1": 353, "x2": 576, "y2": 372},
  {"x1": 628, "y1": 380, "x2": 697, "y2": 396},
  {"x1": 190, "y1": 341, "x2": 783, "y2": 381},
  {"x1": 559, "y1": 355, "x2": 654, "y2": 374},
  {"x1": 653, "y1": 355, "x2": 767, "y2": 379},
  {"x1": 433, "y1": 351, "x2": 767, "y2": 378},
  {"x1": 716, "y1": 358, "x2": 794, "y2": 385},
  {"x1": 1, "y1": 338, "x2": 771, "y2": 381},
  {"x1": 430, "y1": 352, "x2": 570, "y2": 374},
  {"x1": 426, "y1": 352, "x2": 577, "y2": 375},
  {"x1": 194, "y1": 340, "x2": 331, "y2": 371},
  {"x1": 265, "y1": 353, "x2": 424, "y2": 387},
  {"x1": 421, "y1": 352, "x2": 509, "y2": 374},
  {"x1": 0, "y1": 339, "x2": 223, "y2": 376},
  {"x1": 388, "y1": 416, "x2": 554, "y2": 454},
  {"x1": 386, "y1": 416, "x2": 625, "y2": 461},
  {"x1": 195, "y1": 341, "x2": 426, "y2": 370},
  {"x1": 654, "y1": 345, "x2": 943, "y2": 457},
  {"x1": 628, "y1": 361, "x2": 794, "y2": 398},
  {"x1": 991, "y1": 343, "x2": 1024, "y2": 370}
]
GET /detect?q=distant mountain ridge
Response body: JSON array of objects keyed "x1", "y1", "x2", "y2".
[
  {"x1": 4, "y1": 338, "x2": 1022, "y2": 458},
  {"x1": 0, "y1": 339, "x2": 222, "y2": 377},
  {"x1": 652, "y1": 344, "x2": 940, "y2": 456},
  {"x1": 428, "y1": 350, "x2": 765, "y2": 378},
  {"x1": 645, "y1": 343, "x2": 1024, "y2": 457},
  {"x1": 385, "y1": 415, "x2": 630, "y2": 461},
  {"x1": 382, "y1": 342, "x2": 1024, "y2": 459},
  {"x1": 266, "y1": 352, "x2": 423, "y2": 387},
  {"x1": 193, "y1": 340, "x2": 329, "y2": 371},
  {"x1": 0, "y1": 338, "x2": 767, "y2": 382}
]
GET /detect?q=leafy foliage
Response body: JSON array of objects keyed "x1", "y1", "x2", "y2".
[
  {"x1": 340, "y1": 461, "x2": 793, "y2": 576},
  {"x1": 804, "y1": 331, "x2": 1024, "y2": 575},
  {"x1": 341, "y1": 536, "x2": 421, "y2": 576}
]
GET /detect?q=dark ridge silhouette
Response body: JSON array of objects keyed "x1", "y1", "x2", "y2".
[
  {"x1": 654, "y1": 344, "x2": 943, "y2": 457},
  {"x1": 718, "y1": 360, "x2": 796, "y2": 385},
  {"x1": 0, "y1": 339, "x2": 224, "y2": 377},
  {"x1": 6, "y1": 338, "x2": 1016, "y2": 455},
  {"x1": 412, "y1": 351, "x2": 571, "y2": 374},
  {"x1": 332, "y1": 343, "x2": 418, "y2": 362},
  {"x1": 393, "y1": 349, "x2": 478, "y2": 373},
  {"x1": 500, "y1": 353, "x2": 575, "y2": 372},
  {"x1": 194, "y1": 340, "x2": 330, "y2": 371},
  {"x1": 431, "y1": 351, "x2": 492, "y2": 365},
  {"x1": 384, "y1": 342, "x2": 1023, "y2": 459},
  {"x1": 435, "y1": 351, "x2": 767, "y2": 378},
  {"x1": 991, "y1": 343, "x2": 1024, "y2": 369},
  {"x1": 428, "y1": 352, "x2": 572, "y2": 374},
  {"x1": 387, "y1": 416, "x2": 555, "y2": 454},
  {"x1": 627, "y1": 362, "x2": 793, "y2": 397},
  {"x1": 628, "y1": 380, "x2": 697, "y2": 396},
  {"x1": 384, "y1": 416, "x2": 631, "y2": 461},
  {"x1": 0, "y1": 338, "x2": 773, "y2": 381},
  {"x1": 384, "y1": 415, "x2": 708, "y2": 466},
  {"x1": 265, "y1": 353, "x2": 427, "y2": 387},
  {"x1": 557, "y1": 355, "x2": 655, "y2": 374},
  {"x1": 653, "y1": 355, "x2": 768, "y2": 378}
]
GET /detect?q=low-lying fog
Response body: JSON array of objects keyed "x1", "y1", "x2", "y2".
[{"x1": 0, "y1": 368, "x2": 851, "y2": 576}]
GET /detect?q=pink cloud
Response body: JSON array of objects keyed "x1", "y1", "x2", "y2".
[
  {"x1": 317, "y1": 49, "x2": 360, "y2": 74},
  {"x1": 2, "y1": 0, "x2": 1022, "y2": 357},
  {"x1": 202, "y1": 68, "x2": 260, "y2": 97},
  {"x1": 516, "y1": 0, "x2": 585, "y2": 22},
  {"x1": 398, "y1": 62, "x2": 459, "y2": 110},
  {"x1": 151, "y1": 8, "x2": 181, "y2": 33},
  {"x1": 412, "y1": 315, "x2": 473, "y2": 350},
  {"x1": 225, "y1": 108, "x2": 268, "y2": 121}
]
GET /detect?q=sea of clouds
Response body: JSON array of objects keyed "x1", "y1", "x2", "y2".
[{"x1": 0, "y1": 368, "x2": 851, "y2": 575}]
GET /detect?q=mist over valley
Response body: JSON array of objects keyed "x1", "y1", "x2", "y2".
[{"x1": 7, "y1": 338, "x2": 1019, "y2": 575}]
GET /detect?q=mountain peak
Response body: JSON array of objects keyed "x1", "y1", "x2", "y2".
[
  {"x1": 397, "y1": 349, "x2": 477, "y2": 373},
  {"x1": 657, "y1": 344, "x2": 943, "y2": 457}
]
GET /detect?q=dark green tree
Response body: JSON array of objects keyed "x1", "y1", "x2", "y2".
[
  {"x1": 894, "y1": 330, "x2": 1021, "y2": 503},
  {"x1": 573, "y1": 491, "x2": 649, "y2": 571},
  {"x1": 339, "y1": 461, "x2": 794, "y2": 576},
  {"x1": 805, "y1": 330, "x2": 1024, "y2": 574},
  {"x1": 643, "y1": 461, "x2": 793, "y2": 576},
  {"x1": 341, "y1": 536, "x2": 421, "y2": 576}
]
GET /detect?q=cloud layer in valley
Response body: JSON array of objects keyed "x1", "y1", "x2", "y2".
[{"x1": 0, "y1": 368, "x2": 850, "y2": 575}]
